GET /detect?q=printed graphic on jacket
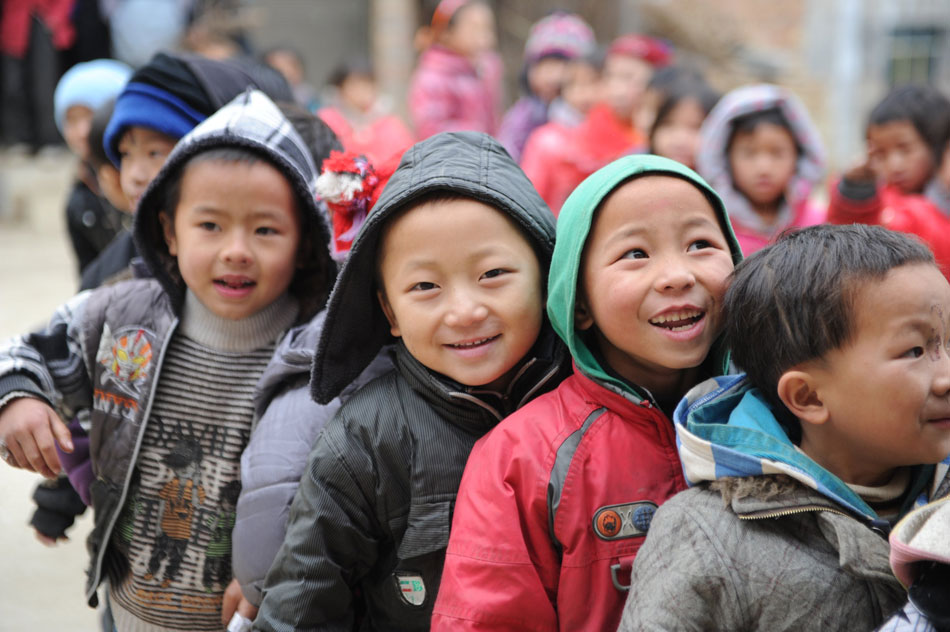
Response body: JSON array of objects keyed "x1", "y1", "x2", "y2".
[{"x1": 94, "y1": 324, "x2": 154, "y2": 420}]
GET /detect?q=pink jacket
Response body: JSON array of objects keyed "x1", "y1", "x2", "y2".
[
  {"x1": 408, "y1": 45, "x2": 501, "y2": 139},
  {"x1": 731, "y1": 198, "x2": 826, "y2": 255},
  {"x1": 317, "y1": 106, "x2": 415, "y2": 164},
  {"x1": 432, "y1": 369, "x2": 688, "y2": 632}
]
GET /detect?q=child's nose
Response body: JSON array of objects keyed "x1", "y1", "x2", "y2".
[
  {"x1": 444, "y1": 290, "x2": 489, "y2": 327},
  {"x1": 221, "y1": 232, "x2": 252, "y2": 264},
  {"x1": 933, "y1": 346, "x2": 950, "y2": 396},
  {"x1": 653, "y1": 259, "x2": 696, "y2": 292}
]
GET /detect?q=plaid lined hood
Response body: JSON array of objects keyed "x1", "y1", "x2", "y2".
[
  {"x1": 133, "y1": 89, "x2": 335, "y2": 321},
  {"x1": 673, "y1": 374, "x2": 943, "y2": 520}
]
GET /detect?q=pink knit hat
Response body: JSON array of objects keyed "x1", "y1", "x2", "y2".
[
  {"x1": 607, "y1": 34, "x2": 673, "y2": 67},
  {"x1": 523, "y1": 12, "x2": 596, "y2": 64}
]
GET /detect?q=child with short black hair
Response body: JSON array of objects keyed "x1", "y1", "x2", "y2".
[
  {"x1": 253, "y1": 131, "x2": 568, "y2": 630},
  {"x1": 619, "y1": 223, "x2": 950, "y2": 631},
  {"x1": 828, "y1": 85, "x2": 950, "y2": 277},
  {"x1": 0, "y1": 90, "x2": 335, "y2": 630},
  {"x1": 647, "y1": 70, "x2": 719, "y2": 170},
  {"x1": 434, "y1": 155, "x2": 742, "y2": 631},
  {"x1": 697, "y1": 83, "x2": 826, "y2": 255}
]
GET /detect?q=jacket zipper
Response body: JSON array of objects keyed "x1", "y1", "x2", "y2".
[
  {"x1": 738, "y1": 504, "x2": 853, "y2": 520},
  {"x1": 87, "y1": 318, "x2": 179, "y2": 603}
]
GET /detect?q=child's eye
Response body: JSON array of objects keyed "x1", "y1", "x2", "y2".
[
  {"x1": 481, "y1": 268, "x2": 508, "y2": 280},
  {"x1": 255, "y1": 226, "x2": 278, "y2": 236},
  {"x1": 902, "y1": 346, "x2": 925, "y2": 359},
  {"x1": 409, "y1": 281, "x2": 437, "y2": 292},
  {"x1": 199, "y1": 222, "x2": 219, "y2": 231},
  {"x1": 621, "y1": 248, "x2": 648, "y2": 260},
  {"x1": 687, "y1": 240, "x2": 713, "y2": 252}
]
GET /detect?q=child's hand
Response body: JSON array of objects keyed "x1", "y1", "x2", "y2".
[
  {"x1": 34, "y1": 528, "x2": 68, "y2": 547},
  {"x1": 221, "y1": 578, "x2": 258, "y2": 627},
  {"x1": 0, "y1": 397, "x2": 73, "y2": 478},
  {"x1": 842, "y1": 156, "x2": 876, "y2": 184}
]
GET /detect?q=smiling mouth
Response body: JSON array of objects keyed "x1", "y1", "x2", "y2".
[
  {"x1": 649, "y1": 309, "x2": 705, "y2": 331},
  {"x1": 215, "y1": 278, "x2": 255, "y2": 289},
  {"x1": 446, "y1": 335, "x2": 500, "y2": 349}
]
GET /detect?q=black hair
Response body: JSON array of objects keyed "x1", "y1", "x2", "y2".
[
  {"x1": 868, "y1": 84, "x2": 950, "y2": 163},
  {"x1": 723, "y1": 224, "x2": 935, "y2": 442},
  {"x1": 276, "y1": 101, "x2": 343, "y2": 168},
  {"x1": 326, "y1": 58, "x2": 375, "y2": 88},
  {"x1": 648, "y1": 73, "x2": 720, "y2": 150},
  {"x1": 262, "y1": 45, "x2": 305, "y2": 70},
  {"x1": 726, "y1": 107, "x2": 798, "y2": 156},
  {"x1": 87, "y1": 99, "x2": 116, "y2": 171}
]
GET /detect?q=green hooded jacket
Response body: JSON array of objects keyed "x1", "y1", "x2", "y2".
[{"x1": 547, "y1": 154, "x2": 744, "y2": 402}]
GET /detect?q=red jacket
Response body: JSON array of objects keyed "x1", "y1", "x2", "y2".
[
  {"x1": 827, "y1": 181, "x2": 950, "y2": 278},
  {"x1": 432, "y1": 368, "x2": 688, "y2": 632}
]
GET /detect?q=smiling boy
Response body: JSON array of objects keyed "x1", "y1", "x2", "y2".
[
  {"x1": 0, "y1": 90, "x2": 335, "y2": 630},
  {"x1": 432, "y1": 155, "x2": 743, "y2": 632},
  {"x1": 619, "y1": 224, "x2": 950, "y2": 631},
  {"x1": 253, "y1": 132, "x2": 568, "y2": 631}
]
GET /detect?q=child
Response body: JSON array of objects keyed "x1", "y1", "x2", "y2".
[
  {"x1": 697, "y1": 83, "x2": 826, "y2": 255},
  {"x1": 53, "y1": 58, "x2": 132, "y2": 273},
  {"x1": 81, "y1": 50, "x2": 294, "y2": 291},
  {"x1": 432, "y1": 155, "x2": 743, "y2": 631},
  {"x1": 827, "y1": 85, "x2": 950, "y2": 277},
  {"x1": 520, "y1": 50, "x2": 603, "y2": 215},
  {"x1": 0, "y1": 89, "x2": 336, "y2": 630},
  {"x1": 318, "y1": 58, "x2": 415, "y2": 164},
  {"x1": 497, "y1": 11, "x2": 595, "y2": 163},
  {"x1": 262, "y1": 45, "x2": 320, "y2": 112},
  {"x1": 408, "y1": 0, "x2": 502, "y2": 139},
  {"x1": 618, "y1": 223, "x2": 950, "y2": 631},
  {"x1": 229, "y1": 104, "x2": 395, "y2": 614},
  {"x1": 647, "y1": 70, "x2": 719, "y2": 170},
  {"x1": 252, "y1": 131, "x2": 569, "y2": 630}
]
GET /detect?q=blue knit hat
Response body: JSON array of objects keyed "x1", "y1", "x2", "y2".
[{"x1": 53, "y1": 59, "x2": 132, "y2": 133}]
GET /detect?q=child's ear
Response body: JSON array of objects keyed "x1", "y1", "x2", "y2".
[
  {"x1": 776, "y1": 367, "x2": 828, "y2": 427},
  {"x1": 574, "y1": 294, "x2": 594, "y2": 331},
  {"x1": 376, "y1": 289, "x2": 401, "y2": 338},
  {"x1": 158, "y1": 212, "x2": 178, "y2": 256}
]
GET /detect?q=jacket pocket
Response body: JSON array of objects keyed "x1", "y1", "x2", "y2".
[{"x1": 397, "y1": 500, "x2": 452, "y2": 559}]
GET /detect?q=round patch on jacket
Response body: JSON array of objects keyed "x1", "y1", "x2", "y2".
[
  {"x1": 593, "y1": 501, "x2": 658, "y2": 540},
  {"x1": 394, "y1": 572, "x2": 426, "y2": 607}
]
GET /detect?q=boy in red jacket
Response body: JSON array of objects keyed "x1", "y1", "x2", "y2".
[{"x1": 432, "y1": 155, "x2": 742, "y2": 631}]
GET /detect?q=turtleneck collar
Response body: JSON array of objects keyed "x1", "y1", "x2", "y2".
[{"x1": 179, "y1": 290, "x2": 299, "y2": 352}]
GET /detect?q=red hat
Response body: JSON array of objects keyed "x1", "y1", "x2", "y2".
[{"x1": 607, "y1": 34, "x2": 673, "y2": 67}]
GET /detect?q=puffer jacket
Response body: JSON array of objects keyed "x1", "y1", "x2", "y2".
[
  {"x1": 232, "y1": 310, "x2": 394, "y2": 606},
  {"x1": 828, "y1": 180, "x2": 950, "y2": 279},
  {"x1": 252, "y1": 131, "x2": 570, "y2": 631},
  {"x1": 408, "y1": 46, "x2": 502, "y2": 140},
  {"x1": 0, "y1": 90, "x2": 335, "y2": 607},
  {"x1": 696, "y1": 83, "x2": 827, "y2": 256},
  {"x1": 432, "y1": 155, "x2": 743, "y2": 632},
  {"x1": 618, "y1": 375, "x2": 939, "y2": 631}
]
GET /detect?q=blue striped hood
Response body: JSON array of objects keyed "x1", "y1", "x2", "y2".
[{"x1": 673, "y1": 375, "x2": 945, "y2": 520}]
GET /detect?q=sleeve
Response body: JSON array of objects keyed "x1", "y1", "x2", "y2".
[
  {"x1": 826, "y1": 177, "x2": 885, "y2": 227},
  {"x1": 253, "y1": 408, "x2": 382, "y2": 632},
  {"x1": 497, "y1": 101, "x2": 534, "y2": 164},
  {"x1": 617, "y1": 495, "x2": 743, "y2": 632},
  {"x1": 0, "y1": 290, "x2": 95, "y2": 419},
  {"x1": 233, "y1": 384, "x2": 341, "y2": 606},
  {"x1": 431, "y1": 425, "x2": 560, "y2": 632},
  {"x1": 519, "y1": 129, "x2": 558, "y2": 211},
  {"x1": 409, "y1": 72, "x2": 463, "y2": 140}
]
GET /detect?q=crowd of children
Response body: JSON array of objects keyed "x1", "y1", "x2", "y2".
[{"x1": 1, "y1": 1, "x2": 950, "y2": 631}]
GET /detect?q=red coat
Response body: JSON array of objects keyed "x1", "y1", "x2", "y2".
[
  {"x1": 432, "y1": 368, "x2": 688, "y2": 632},
  {"x1": 1, "y1": 0, "x2": 75, "y2": 57},
  {"x1": 520, "y1": 121, "x2": 588, "y2": 216},
  {"x1": 827, "y1": 181, "x2": 950, "y2": 278},
  {"x1": 317, "y1": 106, "x2": 415, "y2": 165}
]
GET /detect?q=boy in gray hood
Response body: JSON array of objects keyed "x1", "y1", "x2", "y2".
[
  {"x1": 253, "y1": 131, "x2": 569, "y2": 631},
  {"x1": 0, "y1": 90, "x2": 335, "y2": 630}
]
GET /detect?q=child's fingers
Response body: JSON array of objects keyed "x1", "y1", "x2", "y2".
[
  {"x1": 50, "y1": 415, "x2": 74, "y2": 453},
  {"x1": 18, "y1": 431, "x2": 58, "y2": 479}
]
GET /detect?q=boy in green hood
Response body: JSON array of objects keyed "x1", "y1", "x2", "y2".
[{"x1": 433, "y1": 155, "x2": 743, "y2": 631}]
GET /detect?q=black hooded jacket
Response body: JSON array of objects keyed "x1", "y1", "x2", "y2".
[{"x1": 253, "y1": 132, "x2": 570, "y2": 631}]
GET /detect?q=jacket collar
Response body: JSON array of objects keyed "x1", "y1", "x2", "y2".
[{"x1": 394, "y1": 326, "x2": 568, "y2": 434}]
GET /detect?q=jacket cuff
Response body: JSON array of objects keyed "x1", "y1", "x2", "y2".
[
  {"x1": 0, "y1": 374, "x2": 50, "y2": 411},
  {"x1": 837, "y1": 178, "x2": 877, "y2": 201}
]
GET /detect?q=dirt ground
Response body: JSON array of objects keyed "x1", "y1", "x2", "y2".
[{"x1": 0, "y1": 150, "x2": 102, "y2": 630}]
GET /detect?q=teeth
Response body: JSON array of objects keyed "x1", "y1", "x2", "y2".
[
  {"x1": 649, "y1": 309, "x2": 702, "y2": 325},
  {"x1": 451, "y1": 337, "x2": 493, "y2": 348}
]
